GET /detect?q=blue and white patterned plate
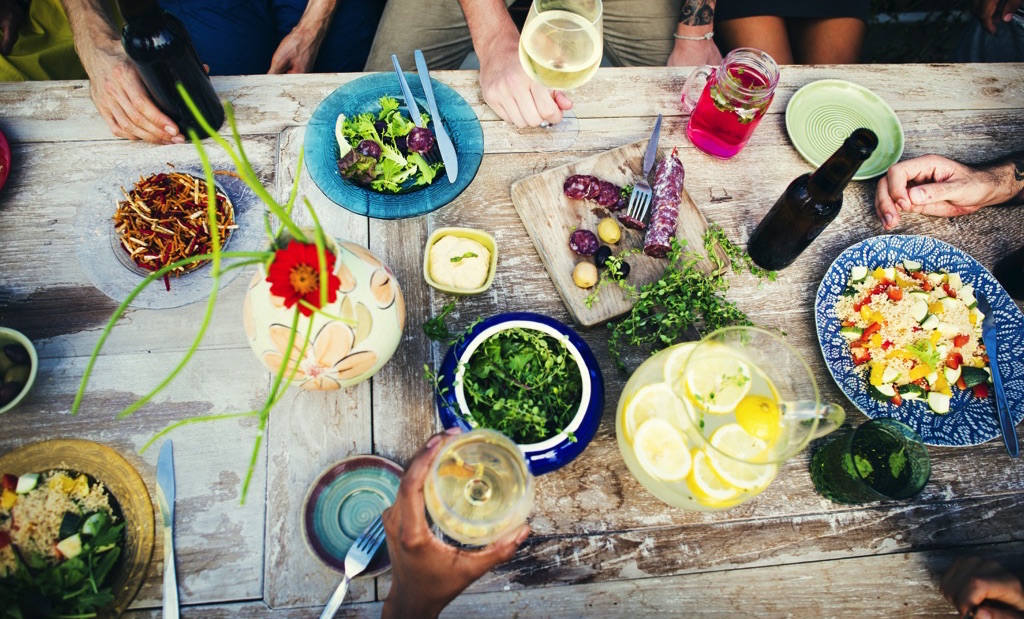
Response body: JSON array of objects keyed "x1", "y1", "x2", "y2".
[
  {"x1": 815, "y1": 235, "x2": 1024, "y2": 446},
  {"x1": 305, "y1": 73, "x2": 483, "y2": 220}
]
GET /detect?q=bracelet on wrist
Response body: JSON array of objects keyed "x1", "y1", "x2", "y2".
[{"x1": 674, "y1": 31, "x2": 714, "y2": 41}]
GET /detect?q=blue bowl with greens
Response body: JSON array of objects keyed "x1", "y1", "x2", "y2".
[{"x1": 435, "y1": 312, "x2": 604, "y2": 475}]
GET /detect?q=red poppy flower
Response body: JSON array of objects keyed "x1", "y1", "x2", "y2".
[{"x1": 266, "y1": 240, "x2": 342, "y2": 316}]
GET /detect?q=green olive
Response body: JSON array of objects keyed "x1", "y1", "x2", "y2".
[
  {"x1": 0, "y1": 351, "x2": 12, "y2": 374},
  {"x1": 4, "y1": 365, "x2": 30, "y2": 385},
  {"x1": 573, "y1": 262, "x2": 598, "y2": 288},
  {"x1": 597, "y1": 217, "x2": 621, "y2": 244}
]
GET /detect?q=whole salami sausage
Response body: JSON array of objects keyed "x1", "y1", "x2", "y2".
[{"x1": 642, "y1": 147, "x2": 685, "y2": 258}]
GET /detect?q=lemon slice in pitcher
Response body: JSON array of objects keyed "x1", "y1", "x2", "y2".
[
  {"x1": 735, "y1": 395, "x2": 782, "y2": 443},
  {"x1": 623, "y1": 383, "x2": 688, "y2": 441},
  {"x1": 707, "y1": 424, "x2": 777, "y2": 490},
  {"x1": 684, "y1": 354, "x2": 752, "y2": 414},
  {"x1": 687, "y1": 449, "x2": 740, "y2": 505},
  {"x1": 633, "y1": 418, "x2": 691, "y2": 481}
]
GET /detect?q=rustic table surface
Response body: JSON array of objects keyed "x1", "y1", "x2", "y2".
[{"x1": 1, "y1": 63, "x2": 1022, "y2": 618}]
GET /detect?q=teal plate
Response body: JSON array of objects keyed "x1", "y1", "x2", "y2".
[
  {"x1": 303, "y1": 455, "x2": 402, "y2": 574},
  {"x1": 785, "y1": 79, "x2": 904, "y2": 180},
  {"x1": 305, "y1": 72, "x2": 484, "y2": 219}
]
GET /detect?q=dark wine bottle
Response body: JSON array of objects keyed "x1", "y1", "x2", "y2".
[
  {"x1": 747, "y1": 128, "x2": 878, "y2": 271},
  {"x1": 993, "y1": 243, "x2": 1024, "y2": 300},
  {"x1": 117, "y1": 0, "x2": 224, "y2": 135}
]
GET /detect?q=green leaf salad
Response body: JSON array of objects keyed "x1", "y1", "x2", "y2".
[{"x1": 337, "y1": 96, "x2": 443, "y2": 194}]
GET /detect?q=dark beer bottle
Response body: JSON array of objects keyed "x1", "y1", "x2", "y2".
[
  {"x1": 748, "y1": 128, "x2": 878, "y2": 271},
  {"x1": 993, "y1": 243, "x2": 1024, "y2": 300},
  {"x1": 117, "y1": 0, "x2": 224, "y2": 135}
]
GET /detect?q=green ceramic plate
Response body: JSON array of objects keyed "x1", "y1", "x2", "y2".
[{"x1": 785, "y1": 79, "x2": 904, "y2": 180}]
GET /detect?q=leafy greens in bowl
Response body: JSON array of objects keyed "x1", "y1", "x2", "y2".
[{"x1": 435, "y1": 312, "x2": 605, "y2": 475}]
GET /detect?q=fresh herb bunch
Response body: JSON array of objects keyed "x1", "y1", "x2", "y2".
[
  {"x1": 461, "y1": 328, "x2": 582, "y2": 444},
  {"x1": 0, "y1": 512, "x2": 124, "y2": 618},
  {"x1": 422, "y1": 300, "x2": 458, "y2": 342},
  {"x1": 704, "y1": 223, "x2": 777, "y2": 282},
  {"x1": 607, "y1": 231, "x2": 764, "y2": 370}
]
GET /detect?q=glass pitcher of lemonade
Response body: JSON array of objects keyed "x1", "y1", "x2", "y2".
[{"x1": 616, "y1": 327, "x2": 844, "y2": 511}]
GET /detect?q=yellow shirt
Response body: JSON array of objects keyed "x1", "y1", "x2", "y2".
[{"x1": 0, "y1": 0, "x2": 87, "y2": 81}]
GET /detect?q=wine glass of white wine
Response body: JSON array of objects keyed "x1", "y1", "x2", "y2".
[
  {"x1": 518, "y1": 0, "x2": 604, "y2": 151},
  {"x1": 424, "y1": 429, "x2": 534, "y2": 546}
]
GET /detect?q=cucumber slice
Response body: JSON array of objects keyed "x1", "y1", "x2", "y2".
[
  {"x1": 936, "y1": 322, "x2": 959, "y2": 338},
  {"x1": 15, "y1": 473, "x2": 38, "y2": 494},
  {"x1": 961, "y1": 366, "x2": 989, "y2": 388},
  {"x1": 909, "y1": 299, "x2": 929, "y2": 322},
  {"x1": 947, "y1": 273, "x2": 963, "y2": 289},
  {"x1": 927, "y1": 391, "x2": 952, "y2": 414},
  {"x1": 926, "y1": 371, "x2": 939, "y2": 386},
  {"x1": 902, "y1": 259, "x2": 923, "y2": 272},
  {"x1": 936, "y1": 344, "x2": 949, "y2": 359},
  {"x1": 920, "y1": 314, "x2": 940, "y2": 330},
  {"x1": 59, "y1": 512, "x2": 84, "y2": 540},
  {"x1": 940, "y1": 297, "x2": 962, "y2": 314},
  {"x1": 898, "y1": 384, "x2": 926, "y2": 400},
  {"x1": 934, "y1": 286, "x2": 948, "y2": 299},
  {"x1": 881, "y1": 367, "x2": 901, "y2": 384},
  {"x1": 959, "y1": 285, "x2": 977, "y2": 309},
  {"x1": 840, "y1": 326, "x2": 864, "y2": 340},
  {"x1": 850, "y1": 266, "x2": 868, "y2": 283},
  {"x1": 927, "y1": 272, "x2": 946, "y2": 286},
  {"x1": 56, "y1": 534, "x2": 83, "y2": 560},
  {"x1": 943, "y1": 365, "x2": 962, "y2": 384},
  {"x1": 82, "y1": 512, "x2": 108, "y2": 537},
  {"x1": 883, "y1": 267, "x2": 896, "y2": 281},
  {"x1": 869, "y1": 383, "x2": 897, "y2": 402}
]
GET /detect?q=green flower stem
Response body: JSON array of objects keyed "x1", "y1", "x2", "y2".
[
  {"x1": 140, "y1": 411, "x2": 261, "y2": 453},
  {"x1": 303, "y1": 197, "x2": 332, "y2": 310}
]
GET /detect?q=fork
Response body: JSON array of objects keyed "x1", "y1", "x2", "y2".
[
  {"x1": 318, "y1": 515, "x2": 387, "y2": 619},
  {"x1": 625, "y1": 114, "x2": 663, "y2": 224},
  {"x1": 391, "y1": 55, "x2": 444, "y2": 166}
]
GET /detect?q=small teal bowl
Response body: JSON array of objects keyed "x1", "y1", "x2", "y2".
[{"x1": 435, "y1": 312, "x2": 604, "y2": 476}]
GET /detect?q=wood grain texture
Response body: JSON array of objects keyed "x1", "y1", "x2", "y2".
[{"x1": 510, "y1": 140, "x2": 719, "y2": 326}]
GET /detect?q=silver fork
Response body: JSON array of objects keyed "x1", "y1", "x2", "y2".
[
  {"x1": 391, "y1": 54, "x2": 443, "y2": 166},
  {"x1": 319, "y1": 515, "x2": 387, "y2": 619},
  {"x1": 626, "y1": 114, "x2": 663, "y2": 224}
]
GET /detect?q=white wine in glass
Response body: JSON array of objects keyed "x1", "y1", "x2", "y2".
[
  {"x1": 424, "y1": 429, "x2": 534, "y2": 546},
  {"x1": 517, "y1": 0, "x2": 603, "y2": 150}
]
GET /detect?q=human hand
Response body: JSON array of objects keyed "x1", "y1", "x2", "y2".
[
  {"x1": 667, "y1": 39, "x2": 722, "y2": 67},
  {"x1": 972, "y1": 0, "x2": 1024, "y2": 34},
  {"x1": 0, "y1": 0, "x2": 26, "y2": 56},
  {"x1": 268, "y1": 24, "x2": 322, "y2": 74},
  {"x1": 79, "y1": 41, "x2": 182, "y2": 144},
  {"x1": 941, "y1": 556, "x2": 1024, "y2": 619},
  {"x1": 477, "y1": 34, "x2": 572, "y2": 128},
  {"x1": 381, "y1": 428, "x2": 531, "y2": 619},
  {"x1": 874, "y1": 155, "x2": 1005, "y2": 230}
]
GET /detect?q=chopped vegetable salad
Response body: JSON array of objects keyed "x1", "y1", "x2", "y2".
[{"x1": 835, "y1": 261, "x2": 992, "y2": 414}]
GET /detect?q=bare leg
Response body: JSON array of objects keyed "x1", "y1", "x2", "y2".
[
  {"x1": 715, "y1": 16, "x2": 794, "y2": 64},
  {"x1": 789, "y1": 18, "x2": 866, "y2": 64}
]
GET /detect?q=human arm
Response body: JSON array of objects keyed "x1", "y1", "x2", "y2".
[
  {"x1": 459, "y1": 0, "x2": 571, "y2": 128},
  {"x1": 380, "y1": 429, "x2": 531, "y2": 619},
  {"x1": 972, "y1": 0, "x2": 1024, "y2": 34},
  {"x1": 268, "y1": 0, "x2": 336, "y2": 74},
  {"x1": 874, "y1": 152, "x2": 1024, "y2": 230},
  {"x1": 61, "y1": 0, "x2": 182, "y2": 144},
  {"x1": 667, "y1": 0, "x2": 722, "y2": 67},
  {"x1": 941, "y1": 556, "x2": 1024, "y2": 619},
  {"x1": 0, "y1": 0, "x2": 27, "y2": 56}
]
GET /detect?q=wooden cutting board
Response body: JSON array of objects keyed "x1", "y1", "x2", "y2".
[{"x1": 511, "y1": 140, "x2": 720, "y2": 327}]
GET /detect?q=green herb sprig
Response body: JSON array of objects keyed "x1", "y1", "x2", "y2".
[
  {"x1": 450, "y1": 252, "x2": 478, "y2": 263},
  {"x1": 423, "y1": 300, "x2": 458, "y2": 341}
]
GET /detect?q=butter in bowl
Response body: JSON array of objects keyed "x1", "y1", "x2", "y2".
[{"x1": 423, "y1": 227, "x2": 498, "y2": 295}]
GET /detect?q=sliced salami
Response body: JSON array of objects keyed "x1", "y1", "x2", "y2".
[
  {"x1": 642, "y1": 147, "x2": 685, "y2": 258},
  {"x1": 596, "y1": 181, "x2": 620, "y2": 207},
  {"x1": 563, "y1": 174, "x2": 591, "y2": 200},
  {"x1": 562, "y1": 174, "x2": 626, "y2": 209},
  {"x1": 583, "y1": 176, "x2": 603, "y2": 200}
]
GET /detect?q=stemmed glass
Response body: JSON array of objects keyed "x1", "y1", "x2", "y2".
[{"x1": 518, "y1": 0, "x2": 604, "y2": 151}]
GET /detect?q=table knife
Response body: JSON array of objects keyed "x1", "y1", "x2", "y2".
[
  {"x1": 414, "y1": 49, "x2": 459, "y2": 183},
  {"x1": 157, "y1": 440, "x2": 180, "y2": 617},
  {"x1": 976, "y1": 292, "x2": 1019, "y2": 457},
  {"x1": 642, "y1": 113, "x2": 663, "y2": 181}
]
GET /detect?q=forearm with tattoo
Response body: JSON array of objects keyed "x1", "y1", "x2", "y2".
[{"x1": 680, "y1": 0, "x2": 715, "y2": 26}]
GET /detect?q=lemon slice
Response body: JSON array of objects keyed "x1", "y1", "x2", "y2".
[
  {"x1": 684, "y1": 353, "x2": 752, "y2": 414},
  {"x1": 663, "y1": 343, "x2": 696, "y2": 385},
  {"x1": 707, "y1": 423, "x2": 777, "y2": 490},
  {"x1": 335, "y1": 114, "x2": 351, "y2": 158},
  {"x1": 633, "y1": 418, "x2": 691, "y2": 482},
  {"x1": 735, "y1": 395, "x2": 782, "y2": 443},
  {"x1": 687, "y1": 449, "x2": 740, "y2": 505},
  {"x1": 623, "y1": 383, "x2": 688, "y2": 441}
]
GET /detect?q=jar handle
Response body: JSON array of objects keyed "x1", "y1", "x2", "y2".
[
  {"x1": 680, "y1": 64, "x2": 713, "y2": 114},
  {"x1": 811, "y1": 403, "x2": 846, "y2": 440}
]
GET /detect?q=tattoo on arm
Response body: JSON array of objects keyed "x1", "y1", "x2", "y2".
[{"x1": 680, "y1": 0, "x2": 715, "y2": 26}]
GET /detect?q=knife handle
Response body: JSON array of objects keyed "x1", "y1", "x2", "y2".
[
  {"x1": 990, "y1": 358, "x2": 1020, "y2": 457},
  {"x1": 163, "y1": 525, "x2": 180, "y2": 618}
]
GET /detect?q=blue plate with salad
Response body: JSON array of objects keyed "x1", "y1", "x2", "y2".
[
  {"x1": 305, "y1": 72, "x2": 484, "y2": 220},
  {"x1": 815, "y1": 235, "x2": 1024, "y2": 447}
]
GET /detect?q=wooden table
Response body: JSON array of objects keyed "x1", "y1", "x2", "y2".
[{"x1": 1, "y1": 64, "x2": 1022, "y2": 618}]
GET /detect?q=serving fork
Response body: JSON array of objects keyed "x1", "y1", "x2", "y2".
[
  {"x1": 319, "y1": 515, "x2": 387, "y2": 619},
  {"x1": 625, "y1": 114, "x2": 663, "y2": 224},
  {"x1": 391, "y1": 54, "x2": 443, "y2": 167}
]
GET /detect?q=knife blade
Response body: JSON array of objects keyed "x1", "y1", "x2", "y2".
[
  {"x1": 156, "y1": 440, "x2": 180, "y2": 617},
  {"x1": 414, "y1": 49, "x2": 459, "y2": 183},
  {"x1": 642, "y1": 114, "x2": 663, "y2": 179},
  {"x1": 976, "y1": 292, "x2": 1019, "y2": 457}
]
